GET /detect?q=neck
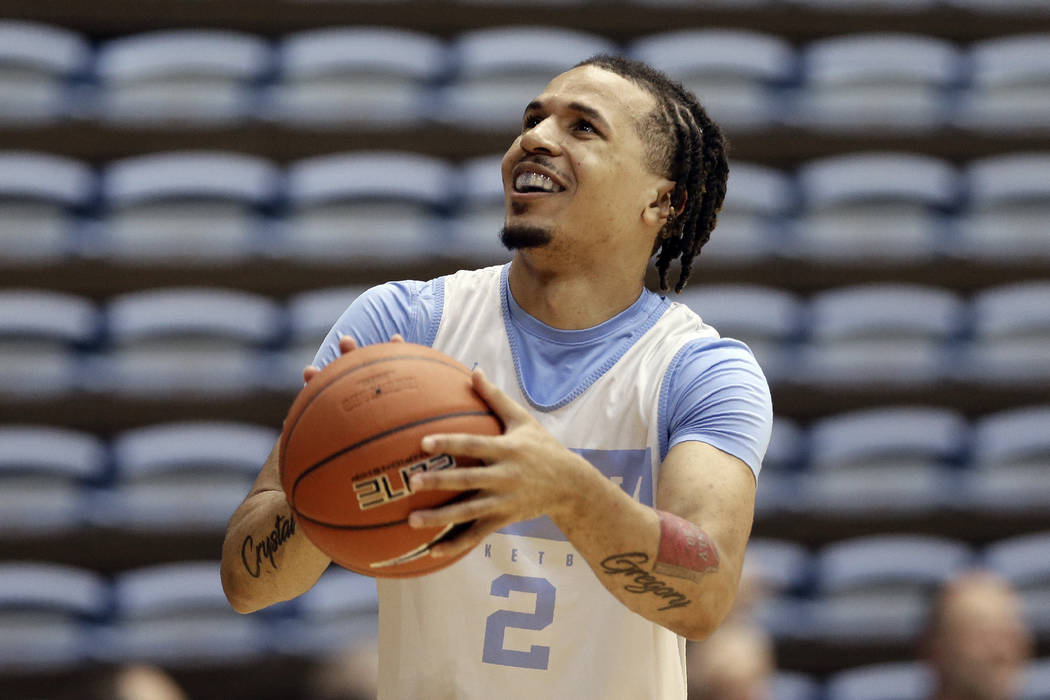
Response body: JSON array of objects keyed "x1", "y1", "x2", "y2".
[{"x1": 507, "y1": 252, "x2": 646, "y2": 330}]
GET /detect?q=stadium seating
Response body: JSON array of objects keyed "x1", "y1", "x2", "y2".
[
  {"x1": 955, "y1": 34, "x2": 1050, "y2": 132},
  {"x1": 83, "y1": 287, "x2": 283, "y2": 397},
  {"x1": 963, "y1": 406, "x2": 1050, "y2": 515},
  {"x1": 97, "y1": 561, "x2": 269, "y2": 666},
  {"x1": 0, "y1": 20, "x2": 90, "y2": 124},
  {"x1": 629, "y1": 30, "x2": 795, "y2": 131},
  {"x1": 266, "y1": 27, "x2": 446, "y2": 128},
  {"x1": 790, "y1": 152, "x2": 958, "y2": 262},
  {"x1": 800, "y1": 406, "x2": 967, "y2": 517},
  {"x1": 94, "y1": 151, "x2": 280, "y2": 265},
  {"x1": 279, "y1": 151, "x2": 453, "y2": 264},
  {"x1": 792, "y1": 33, "x2": 960, "y2": 133},
  {"x1": 0, "y1": 426, "x2": 107, "y2": 535},
  {"x1": 700, "y1": 161, "x2": 794, "y2": 264},
  {"x1": 808, "y1": 535, "x2": 972, "y2": 645},
  {"x1": 0, "y1": 562, "x2": 109, "y2": 672},
  {"x1": 0, "y1": 289, "x2": 100, "y2": 399},
  {"x1": 0, "y1": 151, "x2": 94, "y2": 264},
  {"x1": 956, "y1": 282, "x2": 1050, "y2": 386},
  {"x1": 274, "y1": 566, "x2": 379, "y2": 656},
  {"x1": 823, "y1": 661, "x2": 932, "y2": 700},
  {"x1": 440, "y1": 26, "x2": 617, "y2": 131},
  {"x1": 97, "y1": 422, "x2": 276, "y2": 532},
  {"x1": 278, "y1": 285, "x2": 369, "y2": 388},
  {"x1": 93, "y1": 30, "x2": 271, "y2": 126},
  {"x1": 952, "y1": 152, "x2": 1050, "y2": 262}
]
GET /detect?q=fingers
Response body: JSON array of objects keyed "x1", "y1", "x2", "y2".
[
  {"x1": 302, "y1": 365, "x2": 320, "y2": 383},
  {"x1": 409, "y1": 464, "x2": 499, "y2": 492},
  {"x1": 428, "y1": 517, "x2": 504, "y2": 560},
  {"x1": 338, "y1": 334, "x2": 359, "y2": 355},
  {"x1": 472, "y1": 368, "x2": 529, "y2": 424},
  {"x1": 390, "y1": 333, "x2": 405, "y2": 343}
]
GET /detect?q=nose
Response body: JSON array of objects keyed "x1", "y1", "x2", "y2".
[{"x1": 520, "y1": 116, "x2": 562, "y2": 156}]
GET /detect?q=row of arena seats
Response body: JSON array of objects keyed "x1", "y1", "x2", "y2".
[
  {"x1": 0, "y1": 404, "x2": 1046, "y2": 534},
  {"x1": 2, "y1": 282, "x2": 1048, "y2": 398},
  {"x1": 2, "y1": 150, "x2": 1049, "y2": 266},
  {"x1": 2, "y1": 533, "x2": 1049, "y2": 696},
  {"x1": 2, "y1": 21, "x2": 1050, "y2": 132}
]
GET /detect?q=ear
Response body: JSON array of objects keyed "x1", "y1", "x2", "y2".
[{"x1": 643, "y1": 178, "x2": 677, "y2": 230}]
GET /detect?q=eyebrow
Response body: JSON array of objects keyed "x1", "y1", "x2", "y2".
[{"x1": 524, "y1": 100, "x2": 612, "y2": 131}]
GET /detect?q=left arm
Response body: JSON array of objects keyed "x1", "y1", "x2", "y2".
[{"x1": 408, "y1": 369, "x2": 756, "y2": 641}]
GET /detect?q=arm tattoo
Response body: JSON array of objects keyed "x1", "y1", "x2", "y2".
[
  {"x1": 600, "y1": 553, "x2": 691, "y2": 611},
  {"x1": 241, "y1": 514, "x2": 296, "y2": 578},
  {"x1": 652, "y1": 511, "x2": 719, "y2": 582}
]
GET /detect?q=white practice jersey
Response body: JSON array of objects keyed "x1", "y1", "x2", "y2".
[{"x1": 375, "y1": 266, "x2": 720, "y2": 700}]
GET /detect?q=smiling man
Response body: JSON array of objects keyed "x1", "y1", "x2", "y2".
[{"x1": 222, "y1": 55, "x2": 772, "y2": 699}]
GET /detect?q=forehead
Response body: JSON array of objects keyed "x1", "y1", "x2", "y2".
[{"x1": 534, "y1": 65, "x2": 657, "y2": 129}]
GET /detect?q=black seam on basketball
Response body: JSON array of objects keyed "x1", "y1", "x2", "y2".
[
  {"x1": 280, "y1": 350, "x2": 475, "y2": 504},
  {"x1": 289, "y1": 410, "x2": 495, "y2": 510},
  {"x1": 291, "y1": 489, "x2": 478, "y2": 530}
]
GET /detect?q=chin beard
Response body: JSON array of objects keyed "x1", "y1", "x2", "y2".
[{"x1": 500, "y1": 224, "x2": 553, "y2": 250}]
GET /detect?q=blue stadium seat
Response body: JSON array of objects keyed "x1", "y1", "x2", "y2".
[
  {"x1": 279, "y1": 151, "x2": 453, "y2": 263},
  {"x1": 266, "y1": 27, "x2": 445, "y2": 127},
  {"x1": 754, "y1": 416, "x2": 806, "y2": 518},
  {"x1": 0, "y1": 425, "x2": 107, "y2": 535},
  {"x1": 96, "y1": 422, "x2": 276, "y2": 533},
  {"x1": 276, "y1": 285, "x2": 370, "y2": 389},
  {"x1": 962, "y1": 406, "x2": 1050, "y2": 514},
  {"x1": 811, "y1": 535, "x2": 972, "y2": 645},
  {"x1": 1022, "y1": 657, "x2": 1050, "y2": 700},
  {"x1": 956, "y1": 282, "x2": 1050, "y2": 386},
  {"x1": 955, "y1": 34, "x2": 1050, "y2": 132},
  {"x1": 94, "y1": 151, "x2": 279, "y2": 265},
  {"x1": 0, "y1": 562, "x2": 109, "y2": 672},
  {"x1": 794, "y1": 284, "x2": 964, "y2": 388},
  {"x1": 629, "y1": 30, "x2": 795, "y2": 131},
  {"x1": 93, "y1": 30, "x2": 271, "y2": 125},
  {"x1": 824, "y1": 661, "x2": 932, "y2": 700},
  {"x1": 0, "y1": 151, "x2": 94, "y2": 264},
  {"x1": 274, "y1": 566, "x2": 378, "y2": 656},
  {"x1": 791, "y1": 153, "x2": 958, "y2": 262},
  {"x1": 983, "y1": 532, "x2": 1050, "y2": 640},
  {"x1": 701, "y1": 161, "x2": 794, "y2": 264},
  {"x1": 792, "y1": 33, "x2": 959, "y2": 132},
  {"x1": 84, "y1": 287, "x2": 282, "y2": 397},
  {"x1": 800, "y1": 406, "x2": 967, "y2": 516},
  {"x1": 744, "y1": 538, "x2": 812, "y2": 641},
  {"x1": 772, "y1": 671, "x2": 821, "y2": 700},
  {"x1": 0, "y1": 289, "x2": 100, "y2": 398},
  {"x1": 951, "y1": 153, "x2": 1050, "y2": 262},
  {"x1": 97, "y1": 561, "x2": 268, "y2": 666},
  {"x1": 448, "y1": 154, "x2": 514, "y2": 265},
  {"x1": 675, "y1": 284, "x2": 803, "y2": 383},
  {"x1": 439, "y1": 27, "x2": 617, "y2": 132},
  {"x1": 0, "y1": 20, "x2": 90, "y2": 123}
]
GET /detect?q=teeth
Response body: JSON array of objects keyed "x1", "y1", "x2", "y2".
[{"x1": 514, "y1": 171, "x2": 563, "y2": 193}]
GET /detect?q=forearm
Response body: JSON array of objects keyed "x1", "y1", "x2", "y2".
[
  {"x1": 220, "y1": 488, "x2": 331, "y2": 614},
  {"x1": 552, "y1": 462, "x2": 740, "y2": 640}
]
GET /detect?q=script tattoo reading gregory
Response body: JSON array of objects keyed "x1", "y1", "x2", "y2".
[
  {"x1": 241, "y1": 514, "x2": 296, "y2": 578},
  {"x1": 600, "y1": 553, "x2": 691, "y2": 611}
]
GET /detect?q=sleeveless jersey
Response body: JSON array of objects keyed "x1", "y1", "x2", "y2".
[{"x1": 375, "y1": 265, "x2": 720, "y2": 700}]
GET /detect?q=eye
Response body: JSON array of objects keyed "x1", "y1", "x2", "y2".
[
  {"x1": 523, "y1": 114, "x2": 543, "y2": 130},
  {"x1": 573, "y1": 119, "x2": 599, "y2": 135}
]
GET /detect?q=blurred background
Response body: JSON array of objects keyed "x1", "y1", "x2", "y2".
[{"x1": 0, "y1": 0, "x2": 1049, "y2": 698}]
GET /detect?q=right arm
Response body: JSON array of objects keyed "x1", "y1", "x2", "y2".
[{"x1": 221, "y1": 439, "x2": 331, "y2": 614}]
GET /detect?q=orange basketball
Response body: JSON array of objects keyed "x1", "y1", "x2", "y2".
[{"x1": 279, "y1": 342, "x2": 501, "y2": 577}]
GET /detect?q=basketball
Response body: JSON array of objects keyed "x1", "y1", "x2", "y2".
[{"x1": 279, "y1": 341, "x2": 502, "y2": 577}]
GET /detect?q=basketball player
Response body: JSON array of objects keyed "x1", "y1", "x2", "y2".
[{"x1": 222, "y1": 55, "x2": 772, "y2": 699}]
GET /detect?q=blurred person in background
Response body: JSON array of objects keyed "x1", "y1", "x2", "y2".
[
  {"x1": 686, "y1": 620, "x2": 775, "y2": 700},
  {"x1": 922, "y1": 570, "x2": 1033, "y2": 700}
]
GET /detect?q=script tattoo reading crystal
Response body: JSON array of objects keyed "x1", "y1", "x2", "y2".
[
  {"x1": 600, "y1": 552, "x2": 691, "y2": 611},
  {"x1": 653, "y1": 511, "x2": 719, "y2": 581},
  {"x1": 241, "y1": 513, "x2": 296, "y2": 578}
]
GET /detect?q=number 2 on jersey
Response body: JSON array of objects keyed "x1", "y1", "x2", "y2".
[{"x1": 482, "y1": 574, "x2": 556, "y2": 670}]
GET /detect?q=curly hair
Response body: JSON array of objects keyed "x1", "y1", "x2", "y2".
[{"x1": 576, "y1": 54, "x2": 730, "y2": 293}]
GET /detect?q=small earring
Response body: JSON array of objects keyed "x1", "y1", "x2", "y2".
[{"x1": 668, "y1": 206, "x2": 676, "y2": 221}]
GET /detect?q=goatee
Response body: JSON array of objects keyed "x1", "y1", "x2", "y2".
[{"x1": 500, "y1": 224, "x2": 552, "y2": 250}]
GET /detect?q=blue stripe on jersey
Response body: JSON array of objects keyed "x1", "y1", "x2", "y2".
[{"x1": 497, "y1": 447, "x2": 652, "y2": 542}]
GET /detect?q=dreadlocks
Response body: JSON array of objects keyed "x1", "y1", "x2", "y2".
[{"x1": 576, "y1": 55, "x2": 729, "y2": 293}]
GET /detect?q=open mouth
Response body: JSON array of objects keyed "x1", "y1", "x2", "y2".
[{"x1": 513, "y1": 170, "x2": 565, "y2": 194}]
